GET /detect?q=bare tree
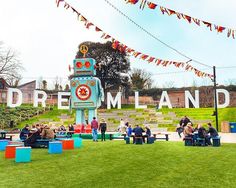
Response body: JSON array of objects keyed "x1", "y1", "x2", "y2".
[
  {"x1": 130, "y1": 68, "x2": 152, "y2": 90},
  {"x1": 0, "y1": 42, "x2": 23, "y2": 86}
]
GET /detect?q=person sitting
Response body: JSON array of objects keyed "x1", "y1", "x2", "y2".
[
  {"x1": 20, "y1": 125, "x2": 30, "y2": 140},
  {"x1": 207, "y1": 123, "x2": 219, "y2": 138},
  {"x1": 183, "y1": 122, "x2": 194, "y2": 138},
  {"x1": 198, "y1": 124, "x2": 211, "y2": 145},
  {"x1": 132, "y1": 125, "x2": 145, "y2": 144},
  {"x1": 145, "y1": 125, "x2": 151, "y2": 137},
  {"x1": 24, "y1": 128, "x2": 41, "y2": 148},
  {"x1": 68, "y1": 124, "x2": 74, "y2": 136},
  {"x1": 176, "y1": 124, "x2": 183, "y2": 138},
  {"x1": 41, "y1": 125, "x2": 54, "y2": 139}
]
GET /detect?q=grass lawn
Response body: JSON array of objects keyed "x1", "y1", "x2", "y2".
[{"x1": 1, "y1": 141, "x2": 236, "y2": 188}]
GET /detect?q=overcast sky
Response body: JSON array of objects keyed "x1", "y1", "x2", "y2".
[{"x1": 0, "y1": 0, "x2": 236, "y2": 89}]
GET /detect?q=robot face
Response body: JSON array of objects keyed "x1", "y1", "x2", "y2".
[{"x1": 73, "y1": 58, "x2": 96, "y2": 76}]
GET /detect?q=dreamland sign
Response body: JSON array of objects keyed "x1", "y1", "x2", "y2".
[{"x1": 5, "y1": 88, "x2": 230, "y2": 109}]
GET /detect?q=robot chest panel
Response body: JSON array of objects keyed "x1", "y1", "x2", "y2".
[{"x1": 71, "y1": 78, "x2": 97, "y2": 102}]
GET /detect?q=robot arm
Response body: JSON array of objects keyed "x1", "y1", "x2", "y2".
[{"x1": 98, "y1": 79, "x2": 104, "y2": 102}]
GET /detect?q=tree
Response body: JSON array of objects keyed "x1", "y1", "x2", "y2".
[
  {"x1": 64, "y1": 84, "x2": 70, "y2": 91},
  {"x1": 42, "y1": 80, "x2": 47, "y2": 90},
  {"x1": 130, "y1": 68, "x2": 152, "y2": 90},
  {"x1": 0, "y1": 42, "x2": 23, "y2": 86},
  {"x1": 76, "y1": 41, "x2": 131, "y2": 93}
]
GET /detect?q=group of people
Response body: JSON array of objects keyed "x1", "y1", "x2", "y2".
[
  {"x1": 176, "y1": 115, "x2": 219, "y2": 146},
  {"x1": 20, "y1": 124, "x2": 55, "y2": 147},
  {"x1": 91, "y1": 117, "x2": 107, "y2": 142}
]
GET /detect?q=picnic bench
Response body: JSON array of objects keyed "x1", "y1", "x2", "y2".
[
  {"x1": 0, "y1": 131, "x2": 13, "y2": 141},
  {"x1": 152, "y1": 133, "x2": 170, "y2": 141}
]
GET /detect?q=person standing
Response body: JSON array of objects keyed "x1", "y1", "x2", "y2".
[
  {"x1": 91, "y1": 117, "x2": 99, "y2": 142},
  {"x1": 99, "y1": 118, "x2": 107, "y2": 141}
]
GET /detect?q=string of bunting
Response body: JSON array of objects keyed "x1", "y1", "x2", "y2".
[
  {"x1": 56, "y1": 0, "x2": 213, "y2": 78},
  {"x1": 125, "y1": 0, "x2": 235, "y2": 39}
]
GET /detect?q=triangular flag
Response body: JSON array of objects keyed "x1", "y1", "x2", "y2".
[
  {"x1": 184, "y1": 15, "x2": 192, "y2": 23},
  {"x1": 147, "y1": 2, "x2": 157, "y2": 9}
]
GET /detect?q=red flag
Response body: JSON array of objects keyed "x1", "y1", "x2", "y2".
[
  {"x1": 86, "y1": 22, "x2": 93, "y2": 29},
  {"x1": 216, "y1": 26, "x2": 225, "y2": 33},
  {"x1": 203, "y1": 21, "x2": 212, "y2": 31},
  {"x1": 127, "y1": 48, "x2": 135, "y2": 53},
  {"x1": 147, "y1": 57, "x2": 155, "y2": 63},
  {"x1": 184, "y1": 15, "x2": 192, "y2": 23},
  {"x1": 133, "y1": 52, "x2": 141, "y2": 57},
  {"x1": 168, "y1": 9, "x2": 176, "y2": 15},
  {"x1": 147, "y1": 2, "x2": 157, "y2": 9},
  {"x1": 127, "y1": 0, "x2": 139, "y2": 4},
  {"x1": 95, "y1": 27, "x2": 102, "y2": 32},
  {"x1": 112, "y1": 41, "x2": 120, "y2": 49},
  {"x1": 141, "y1": 54, "x2": 148, "y2": 60},
  {"x1": 104, "y1": 34, "x2": 111, "y2": 39}
]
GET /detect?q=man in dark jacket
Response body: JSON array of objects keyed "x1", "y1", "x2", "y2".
[
  {"x1": 20, "y1": 125, "x2": 30, "y2": 140},
  {"x1": 207, "y1": 123, "x2": 219, "y2": 138},
  {"x1": 198, "y1": 124, "x2": 211, "y2": 145},
  {"x1": 179, "y1": 116, "x2": 191, "y2": 127},
  {"x1": 132, "y1": 125, "x2": 144, "y2": 144},
  {"x1": 99, "y1": 118, "x2": 107, "y2": 141}
]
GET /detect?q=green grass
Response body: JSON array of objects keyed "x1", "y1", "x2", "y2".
[
  {"x1": 1, "y1": 141, "x2": 236, "y2": 187},
  {"x1": 18, "y1": 109, "x2": 74, "y2": 128}
]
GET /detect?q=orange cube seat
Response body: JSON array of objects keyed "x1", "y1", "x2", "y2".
[
  {"x1": 5, "y1": 145, "x2": 21, "y2": 159},
  {"x1": 61, "y1": 139, "x2": 74, "y2": 150}
]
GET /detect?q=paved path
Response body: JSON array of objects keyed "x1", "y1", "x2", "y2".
[{"x1": 8, "y1": 132, "x2": 236, "y2": 143}]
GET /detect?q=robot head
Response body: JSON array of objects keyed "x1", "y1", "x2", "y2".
[{"x1": 73, "y1": 58, "x2": 96, "y2": 76}]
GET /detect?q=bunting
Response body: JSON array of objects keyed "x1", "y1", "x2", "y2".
[
  {"x1": 123, "y1": 0, "x2": 236, "y2": 39},
  {"x1": 56, "y1": 0, "x2": 213, "y2": 78}
]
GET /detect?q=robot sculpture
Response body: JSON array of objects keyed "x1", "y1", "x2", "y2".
[{"x1": 70, "y1": 45, "x2": 104, "y2": 125}]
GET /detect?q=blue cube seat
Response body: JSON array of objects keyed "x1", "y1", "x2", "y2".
[
  {"x1": 197, "y1": 138, "x2": 206, "y2": 146},
  {"x1": 15, "y1": 147, "x2": 31, "y2": 163},
  {"x1": 73, "y1": 137, "x2": 83, "y2": 148},
  {"x1": 0, "y1": 140, "x2": 9, "y2": 151},
  {"x1": 48, "y1": 141, "x2": 63, "y2": 154},
  {"x1": 124, "y1": 137, "x2": 130, "y2": 144},
  {"x1": 212, "y1": 136, "x2": 221, "y2": 147},
  {"x1": 184, "y1": 137, "x2": 193, "y2": 146}
]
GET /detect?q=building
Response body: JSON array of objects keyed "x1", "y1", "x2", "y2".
[{"x1": 0, "y1": 78, "x2": 36, "y2": 104}]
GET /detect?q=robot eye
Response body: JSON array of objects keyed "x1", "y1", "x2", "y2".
[
  {"x1": 85, "y1": 61, "x2": 91, "y2": 68},
  {"x1": 76, "y1": 62, "x2": 83, "y2": 69}
]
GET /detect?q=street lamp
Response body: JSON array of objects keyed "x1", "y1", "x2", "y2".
[{"x1": 212, "y1": 66, "x2": 219, "y2": 131}]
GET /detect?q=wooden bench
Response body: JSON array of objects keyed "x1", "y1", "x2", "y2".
[
  {"x1": 153, "y1": 133, "x2": 170, "y2": 141},
  {"x1": 0, "y1": 132, "x2": 13, "y2": 141}
]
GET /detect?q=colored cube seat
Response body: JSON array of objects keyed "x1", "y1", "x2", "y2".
[
  {"x1": 197, "y1": 138, "x2": 206, "y2": 146},
  {"x1": 73, "y1": 137, "x2": 82, "y2": 148},
  {"x1": 125, "y1": 137, "x2": 130, "y2": 144},
  {"x1": 49, "y1": 141, "x2": 63, "y2": 154},
  {"x1": 15, "y1": 147, "x2": 31, "y2": 163},
  {"x1": 147, "y1": 137, "x2": 155, "y2": 144},
  {"x1": 212, "y1": 136, "x2": 221, "y2": 147},
  {"x1": 0, "y1": 140, "x2": 9, "y2": 151},
  {"x1": 61, "y1": 139, "x2": 74, "y2": 150},
  {"x1": 184, "y1": 137, "x2": 193, "y2": 146},
  {"x1": 135, "y1": 137, "x2": 143, "y2": 145},
  {"x1": 5, "y1": 145, "x2": 21, "y2": 159}
]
